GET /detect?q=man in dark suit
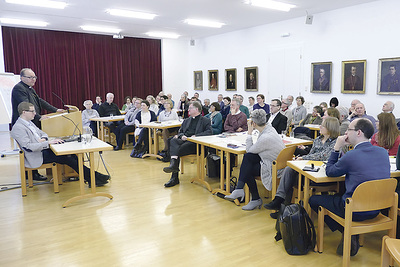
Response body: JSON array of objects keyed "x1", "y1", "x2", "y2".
[
  {"x1": 266, "y1": 99, "x2": 287, "y2": 134},
  {"x1": 11, "y1": 68, "x2": 64, "y2": 127},
  {"x1": 309, "y1": 118, "x2": 390, "y2": 256},
  {"x1": 163, "y1": 101, "x2": 212, "y2": 187}
]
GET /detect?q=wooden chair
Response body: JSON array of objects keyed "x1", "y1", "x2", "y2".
[
  {"x1": 381, "y1": 235, "x2": 400, "y2": 267},
  {"x1": 18, "y1": 149, "x2": 60, "y2": 197},
  {"x1": 317, "y1": 178, "x2": 398, "y2": 267}
]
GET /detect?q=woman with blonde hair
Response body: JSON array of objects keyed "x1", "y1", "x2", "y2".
[
  {"x1": 146, "y1": 95, "x2": 159, "y2": 115},
  {"x1": 371, "y1": 112, "x2": 400, "y2": 156}
]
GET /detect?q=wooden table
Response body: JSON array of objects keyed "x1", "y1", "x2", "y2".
[
  {"x1": 188, "y1": 133, "x2": 313, "y2": 205},
  {"x1": 50, "y1": 137, "x2": 113, "y2": 207},
  {"x1": 139, "y1": 120, "x2": 182, "y2": 159},
  {"x1": 303, "y1": 124, "x2": 320, "y2": 139},
  {"x1": 287, "y1": 160, "x2": 400, "y2": 214},
  {"x1": 90, "y1": 115, "x2": 125, "y2": 142}
]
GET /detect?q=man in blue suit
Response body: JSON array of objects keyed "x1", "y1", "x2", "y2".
[{"x1": 309, "y1": 118, "x2": 390, "y2": 256}]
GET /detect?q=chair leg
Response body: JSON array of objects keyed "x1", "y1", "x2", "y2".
[
  {"x1": 28, "y1": 171, "x2": 33, "y2": 188},
  {"x1": 317, "y1": 206, "x2": 325, "y2": 253},
  {"x1": 21, "y1": 168, "x2": 27, "y2": 197},
  {"x1": 180, "y1": 158, "x2": 184, "y2": 174},
  {"x1": 359, "y1": 234, "x2": 364, "y2": 247},
  {"x1": 381, "y1": 236, "x2": 390, "y2": 267},
  {"x1": 342, "y1": 230, "x2": 351, "y2": 267}
]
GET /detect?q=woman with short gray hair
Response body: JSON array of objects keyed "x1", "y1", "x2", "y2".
[{"x1": 225, "y1": 109, "x2": 285, "y2": 210}]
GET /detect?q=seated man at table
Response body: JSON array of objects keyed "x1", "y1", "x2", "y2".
[
  {"x1": 163, "y1": 101, "x2": 212, "y2": 187},
  {"x1": 266, "y1": 99, "x2": 287, "y2": 134},
  {"x1": 348, "y1": 103, "x2": 377, "y2": 132},
  {"x1": 224, "y1": 99, "x2": 248, "y2": 133},
  {"x1": 11, "y1": 102, "x2": 110, "y2": 187},
  {"x1": 81, "y1": 100, "x2": 99, "y2": 137},
  {"x1": 98, "y1": 92, "x2": 122, "y2": 132},
  {"x1": 309, "y1": 118, "x2": 390, "y2": 256}
]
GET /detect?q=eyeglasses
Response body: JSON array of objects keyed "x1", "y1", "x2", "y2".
[
  {"x1": 347, "y1": 128, "x2": 356, "y2": 131},
  {"x1": 24, "y1": 110, "x2": 36, "y2": 113},
  {"x1": 23, "y1": 76, "x2": 38, "y2": 80}
]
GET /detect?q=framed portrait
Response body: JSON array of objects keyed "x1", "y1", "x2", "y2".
[
  {"x1": 193, "y1": 70, "x2": 203, "y2": 91},
  {"x1": 225, "y1": 68, "x2": 237, "y2": 91},
  {"x1": 208, "y1": 70, "x2": 218, "y2": 91},
  {"x1": 341, "y1": 60, "x2": 366, "y2": 94},
  {"x1": 245, "y1": 66, "x2": 258, "y2": 91},
  {"x1": 377, "y1": 57, "x2": 400, "y2": 95},
  {"x1": 311, "y1": 62, "x2": 332, "y2": 93}
]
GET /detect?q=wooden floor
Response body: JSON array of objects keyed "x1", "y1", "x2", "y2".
[{"x1": 0, "y1": 132, "x2": 390, "y2": 266}]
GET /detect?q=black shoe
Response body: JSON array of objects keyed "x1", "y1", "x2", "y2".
[
  {"x1": 113, "y1": 146, "x2": 121, "y2": 151},
  {"x1": 164, "y1": 172, "x2": 179, "y2": 187},
  {"x1": 163, "y1": 158, "x2": 180, "y2": 173},
  {"x1": 96, "y1": 173, "x2": 110, "y2": 184},
  {"x1": 88, "y1": 180, "x2": 108, "y2": 188},
  {"x1": 32, "y1": 173, "x2": 47, "y2": 181},
  {"x1": 270, "y1": 211, "x2": 279, "y2": 219},
  {"x1": 336, "y1": 235, "x2": 360, "y2": 256},
  {"x1": 264, "y1": 196, "x2": 284, "y2": 210}
]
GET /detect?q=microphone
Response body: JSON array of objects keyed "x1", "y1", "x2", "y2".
[
  {"x1": 61, "y1": 115, "x2": 82, "y2": 142},
  {"x1": 52, "y1": 92, "x2": 69, "y2": 113}
]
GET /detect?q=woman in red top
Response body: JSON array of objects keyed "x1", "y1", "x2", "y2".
[{"x1": 371, "y1": 112, "x2": 400, "y2": 156}]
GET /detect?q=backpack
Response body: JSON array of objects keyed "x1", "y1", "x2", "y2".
[{"x1": 275, "y1": 202, "x2": 316, "y2": 255}]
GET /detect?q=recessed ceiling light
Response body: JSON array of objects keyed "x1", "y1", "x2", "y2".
[
  {"x1": 5, "y1": 0, "x2": 67, "y2": 9},
  {"x1": 184, "y1": 19, "x2": 225, "y2": 28},
  {"x1": 145, "y1": 32, "x2": 180, "y2": 39},
  {"x1": 106, "y1": 9, "x2": 157, "y2": 20},
  {"x1": 80, "y1": 25, "x2": 121, "y2": 34},
  {"x1": 0, "y1": 18, "x2": 48, "y2": 27},
  {"x1": 244, "y1": 0, "x2": 295, "y2": 12}
]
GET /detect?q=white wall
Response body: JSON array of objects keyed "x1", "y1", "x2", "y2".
[{"x1": 162, "y1": 0, "x2": 400, "y2": 118}]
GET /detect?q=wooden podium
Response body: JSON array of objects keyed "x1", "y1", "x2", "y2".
[{"x1": 41, "y1": 105, "x2": 82, "y2": 137}]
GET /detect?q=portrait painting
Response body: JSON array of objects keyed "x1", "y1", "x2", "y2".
[
  {"x1": 311, "y1": 62, "x2": 332, "y2": 93},
  {"x1": 194, "y1": 71, "x2": 203, "y2": 91},
  {"x1": 225, "y1": 68, "x2": 237, "y2": 91},
  {"x1": 208, "y1": 70, "x2": 218, "y2": 91},
  {"x1": 377, "y1": 57, "x2": 400, "y2": 95},
  {"x1": 245, "y1": 66, "x2": 258, "y2": 91},
  {"x1": 341, "y1": 60, "x2": 366, "y2": 94}
]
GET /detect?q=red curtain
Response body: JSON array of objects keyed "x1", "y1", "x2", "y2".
[{"x1": 2, "y1": 26, "x2": 162, "y2": 109}]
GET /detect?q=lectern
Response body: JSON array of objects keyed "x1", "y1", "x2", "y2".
[{"x1": 41, "y1": 105, "x2": 82, "y2": 137}]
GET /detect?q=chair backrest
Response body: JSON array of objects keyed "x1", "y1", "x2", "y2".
[
  {"x1": 349, "y1": 178, "x2": 397, "y2": 212},
  {"x1": 274, "y1": 145, "x2": 297, "y2": 170}
]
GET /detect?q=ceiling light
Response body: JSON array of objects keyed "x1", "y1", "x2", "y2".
[
  {"x1": 244, "y1": 0, "x2": 295, "y2": 12},
  {"x1": 106, "y1": 9, "x2": 157, "y2": 20},
  {"x1": 145, "y1": 32, "x2": 180, "y2": 39},
  {"x1": 184, "y1": 19, "x2": 225, "y2": 28},
  {"x1": 0, "y1": 18, "x2": 48, "y2": 27},
  {"x1": 80, "y1": 25, "x2": 121, "y2": 34},
  {"x1": 5, "y1": 0, "x2": 67, "y2": 9}
]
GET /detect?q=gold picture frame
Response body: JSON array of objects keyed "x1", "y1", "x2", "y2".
[
  {"x1": 225, "y1": 68, "x2": 237, "y2": 91},
  {"x1": 245, "y1": 66, "x2": 258, "y2": 91},
  {"x1": 311, "y1": 62, "x2": 332, "y2": 93},
  {"x1": 193, "y1": 70, "x2": 203, "y2": 91},
  {"x1": 341, "y1": 60, "x2": 366, "y2": 94},
  {"x1": 208, "y1": 70, "x2": 218, "y2": 91},
  {"x1": 377, "y1": 57, "x2": 400, "y2": 95}
]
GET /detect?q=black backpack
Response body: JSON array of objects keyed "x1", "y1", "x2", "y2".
[{"x1": 275, "y1": 203, "x2": 316, "y2": 255}]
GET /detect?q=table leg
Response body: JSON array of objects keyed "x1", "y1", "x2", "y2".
[
  {"x1": 303, "y1": 175, "x2": 311, "y2": 214},
  {"x1": 191, "y1": 143, "x2": 212, "y2": 191},
  {"x1": 142, "y1": 128, "x2": 162, "y2": 159},
  {"x1": 98, "y1": 121, "x2": 104, "y2": 141}
]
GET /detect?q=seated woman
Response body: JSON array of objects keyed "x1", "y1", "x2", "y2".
[
  {"x1": 225, "y1": 109, "x2": 285, "y2": 210},
  {"x1": 224, "y1": 99, "x2": 247, "y2": 133},
  {"x1": 205, "y1": 102, "x2": 223, "y2": 135},
  {"x1": 291, "y1": 96, "x2": 307, "y2": 127},
  {"x1": 81, "y1": 100, "x2": 99, "y2": 137},
  {"x1": 122, "y1": 96, "x2": 133, "y2": 111},
  {"x1": 130, "y1": 100, "x2": 157, "y2": 155},
  {"x1": 265, "y1": 117, "x2": 340, "y2": 211},
  {"x1": 371, "y1": 112, "x2": 400, "y2": 156},
  {"x1": 220, "y1": 96, "x2": 231, "y2": 120},
  {"x1": 146, "y1": 95, "x2": 159, "y2": 115},
  {"x1": 294, "y1": 106, "x2": 323, "y2": 137},
  {"x1": 159, "y1": 99, "x2": 179, "y2": 152},
  {"x1": 177, "y1": 94, "x2": 189, "y2": 118}
]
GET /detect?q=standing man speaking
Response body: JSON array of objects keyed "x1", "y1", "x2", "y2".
[{"x1": 11, "y1": 68, "x2": 65, "y2": 127}]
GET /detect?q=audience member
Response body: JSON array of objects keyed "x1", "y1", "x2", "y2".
[
  {"x1": 237, "y1": 95, "x2": 250, "y2": 118},
  {"x1": 348, "y1": 99, "x2": 361, "y2": 117},
  {"x1": 280, "y1": 98, "x2": 293, "y2": 131},
  {"x1": 349, "y1": 103, "x2": 377, "y2": 132},
  {"x1": 371, "y1": 113, "x2": 400, "y2": 156},
  {"x1": 98, "y1": 92, "x2": 122, "y2": 131},
  {"x1": 382, "y1": 101, "x2": 395, "y2": 114},
  {"x1": 93, "y1": 95, "x2": 102, "y2": 111},
  {"x1": 225, "y1": 109, "x2": 285, "y2": 210},
  {"x1": 248, "y1": 96, "x2": 255, "y2": 113},
  {"x1": 320, "y1": 102, "x2": 328, "y2": 112},
  {"x1": 11, "y1": 102, "x2": 110, "y2": 187},
  {"x1": 159, "y1": 99, "x2": 179, "y2": 152},
  {"x1": 329, "y1": 97, "x2": 339, "y2": 108},
  {"x1": 205, "y1": 102, "x2": 223, "y2": 135},
  {"x1": 203, "y1": 99, "x2": 211, "y2": 115},
  {"x1": 309, "y1": 118, "x2": 390, "y2": 256},
  {"x1": 81, "y1": 100, "x2": 99, "y2": 137},
  {"x1": 146, "y1": 95, "x2": 159, "y2": 115},
  {"x1": 336, "y1": 106, "x2": 350, "y2": 135},
  {"x1": 177, "y1": 94, "x2": 189, "y2": 118},
  {"x1": 286, "y1": 95, "x2": 294, "y2": 110},
  {"x1": 113, "y1": 98, "x2": 142, "y2": 151},
  {"x1": 253, "y1": 94, "x2": 270, "y2": 114},
  {"x1": 217, "y1": 94, "x2": 225, "y2": 110},
  {"x1": 163, "y1": 101, "x2": 212, "y2": 187},
  {"x1": 266, "y1": 99, "x2": 287, "y2": 134},
  {"x1": 224, "y1": 99, "x2": 248, "y2": 133},
  {"x1": 194, "y1": 92, "x2": 201, "y2": 104},
  {"x1": 122, "y1": 96, "x2": 133, "y2": 111},
  {"x1": 266, "y1": 117, "x2": 340, "y2": 210},
  {"x1": 300, "y1": 106, "x2": 324, "y2": 126},
  {"x1": 323, "y1": 107, "x2": 340, "y2": 121},
  {"x1": 220, "y1": 96, "x2": 231, "y2": 120},
  {"x1": 157, "y1": 95, "x2": 168, "y2": 116},
  {"x1": 167, "y1": 93, "x2": 175, "y2": 108},
  {"x1": 291, "y1": 96, "x2": 307, "y2": 126}
]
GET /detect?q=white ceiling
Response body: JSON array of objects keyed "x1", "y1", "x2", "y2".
[{"x1": 0, "y1": 0, "x2": 378, "y2": 39}]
